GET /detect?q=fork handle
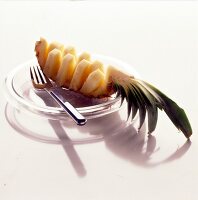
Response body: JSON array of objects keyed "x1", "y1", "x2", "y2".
[{"x1": 47, "y1": 90, "x2": 87, "y2": 126}]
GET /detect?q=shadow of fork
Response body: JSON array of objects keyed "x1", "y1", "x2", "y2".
[
  {"x1": 48, "y1": 119, "x2": 87, "y2": 177},
  {"x1": 37, "y1": 91, "x2": 87, "y2": 177}
]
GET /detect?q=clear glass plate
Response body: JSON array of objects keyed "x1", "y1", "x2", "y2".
[
  {"x1": 4, "y1": 55, "x2": 140, "y2": 144},
  {"x1": 4, "y1": 54, "x2": 139, "y2": 121}
]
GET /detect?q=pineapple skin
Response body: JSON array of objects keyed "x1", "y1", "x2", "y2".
[{"x1": 35, "y1": 37, "x2": 49, "y2": 69}]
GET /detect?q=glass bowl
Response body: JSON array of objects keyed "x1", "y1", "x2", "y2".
[
  {"x1": 4, "y1": 54, "x2": 139, "y2": 121},
  {"x1": 4, "y1": 54, "x2": 140, "y2": 144}
]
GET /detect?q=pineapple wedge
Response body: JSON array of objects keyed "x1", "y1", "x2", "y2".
[
  {"x1": 34, "y1": 37, "x2": 192, "y2": 139},
  {"x1": 90, "y1": 60, "x2": 104, "y2": 73},
  {"x1": 48, "y1": 41, "x2": 64, "y2": 53},
  {"x1": 77, "y1": 52, "x2": 90, "y2": 63},
  {"x1": 80, "y1": 69, "x2": 105, "y2": 96},
  {"x1": 35, "y1": 37, "x2": 49, "y2": 69},
  {"x1": 56, "y1": 53, "x2": 76, "y2": 87},
  {"x1": 43, "y1": 49, "x2": 62, "y2": 80},
  {"x1": 91, "y1": 65, "x2": 124, "y2": 97},
  {"x1": 69, "y1": 59, "x2": 91, "y2": 91},
  {"x1": 91, "y1": 79, "x2": 107, "y2": 97},
  {"x1": 63, "y1": 46, "x2": 76, "y2": 58}
]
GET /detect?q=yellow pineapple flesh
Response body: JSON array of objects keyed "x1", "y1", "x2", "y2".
[
  {"x1": 90, "y1": 60, "x2": 104, "y2": 73},
  {"x1": 80, "y1": 69, "x2": 105, "y2": 96},
  {"x1": 63, "y1": 46, "x2": 76, "y2": 58},
  {"x1": 69, "y1": 59, "x2": 91, "y2": 91},
  {"x1": 106, "y1": 65, "x2": 134, "y2": 87},
  {"x1": 77, "y1": 52, "x2": 90, "y2": 63},
  {"x1": 35, "y1": 37, "x2": 49, "y2": 69},
  {"x1": 56, "y1": 53, "x2": 76, "y2": 87},
  {"x1": 91, "y1": 80, "x2": 108, "y2": 97},
  {"x1": 48, "y1": 41, "x2": 64, "y2": 53},
  {"x1": 43, "y1": 49, "x2": 62, "y2": 80}
]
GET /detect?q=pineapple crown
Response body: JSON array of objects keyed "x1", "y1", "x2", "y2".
[{"x1": 112, "y1": 77, "x2": 192, "y2": 139}]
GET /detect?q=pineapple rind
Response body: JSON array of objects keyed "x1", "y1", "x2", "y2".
[{"x1": 35, "y1": 37, "x2": 49, "y2": 69}]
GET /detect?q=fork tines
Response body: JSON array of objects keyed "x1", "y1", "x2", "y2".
[
  {"x1": 30, "y1": 66, "x2": 47, "y2": 86},
  {"x1": 30, "y1": 65, "x2": 87, "y2": 125}
]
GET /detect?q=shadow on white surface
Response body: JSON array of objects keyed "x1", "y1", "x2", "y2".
[
  {"x1": 4, "y1": 102, "x2": 105, "y2": 145},
  {"x1": 49, "y1": 120, "x2": 87, "y2": 177},
  {"x1": 161, "y1": 140, "x2": 191, "y2": 164},
  {"x1": 104, "y1": 126, "x2": 191, "y2": 167},
  {"x1": 5, "y1": 103, "x2": 87, "y2": 177},
  {"x1": 5, "y1": 102, "x2": 191, "y2": 172}
]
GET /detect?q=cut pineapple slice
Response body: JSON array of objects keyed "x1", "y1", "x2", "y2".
[
  {"x1": 56, "y1": 53, "x2": 76, "y2": 87},
  {"x1": 63, "y1": 46, "x2": 76, "y2": 58},
  {"x1": 107, "y1": 65, "x2": 134, "y2": 82},
  {"x1": 48, "y1": 41, "x2": 64, "y2": 53},
  {"x1": 91, "y1": 79, "x2": 108, "y2": 97},
  {"x1": 35, "y1": 37, "x2": 49, "y2": 69},
  {"x1": 44, "y1": 49, "x2": 62, "y2": 80},
  {"x1": 80, "y1": 69, "x2": 105, "y2": 96},
  {"x1": 77, "y1": 52, "x2": 90, "y2": 63},
  {"x1": 90, "y1": 60, "x2": 104, "y2": 73},
  {"x1": 91, "y1": 66, "x2": 121, "y2": 97},
  {"x1": 69, "y1": 59, "x2": 91, "y2": 91}
]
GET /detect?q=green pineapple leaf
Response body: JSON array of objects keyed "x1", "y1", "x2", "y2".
[
  {"x1": 142, "y1": 81, "x2": 192, "y2": 138},
  {"x1": 112, "y1": 77, "x2": 192, "y2": 139}
]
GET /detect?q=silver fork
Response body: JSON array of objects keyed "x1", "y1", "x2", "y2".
[{"x1": 30, "y1": 66, "x2": 87, "y2": 126}]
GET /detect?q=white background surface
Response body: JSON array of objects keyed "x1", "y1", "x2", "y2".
[{"x1": 0, "y1": 1, "x2": 198, "y2": 200}]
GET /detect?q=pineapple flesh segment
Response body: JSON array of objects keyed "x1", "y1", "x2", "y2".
[
  {"x1": 44, "y1": 49, "x2": 62, "y2": 80},
  {"x1": 48, "y1": 41, "x2": 64, "y2": 53},
  {"x1": 91, "y1": 66, "x2": 121, "y2": 97},
  {"x1": 56, "y1": 53, "x2": 76, "y2": 87},
  {"x1": 69, "y1": 59, "x2": 91, "y2": 91},
  {"x1": 35, "y1": 37, "x2": 49, "y2": 69},
  {"x1": 90, "y1": 60, "x2": 104, "y2": 73},
  {"x1": 80, "y1": 69, "x2": 105, "y2": 96},
  {"x1": 91, "y1": 78, "x2": 108, "y2": 97},
  {"x1": 63, "y1": 46, "x2": 76, "y2": 58},
  {"x1": 77, "y1": 52, "x2": 90, "y2": 63},
  {"x1": 107, "y1": 65, "x2": 134, "y2": 84}
]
